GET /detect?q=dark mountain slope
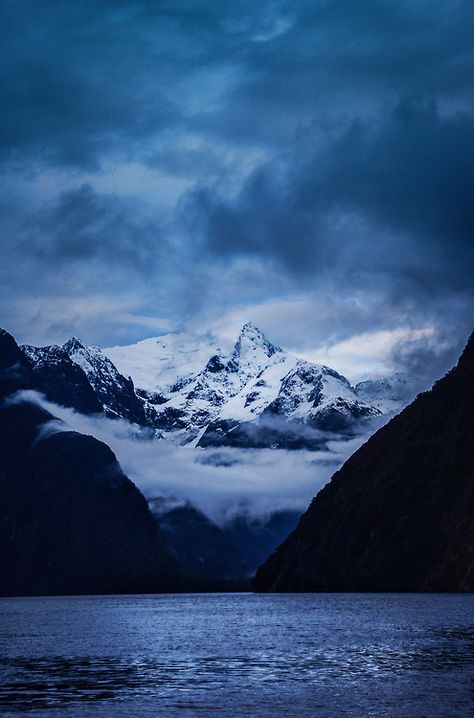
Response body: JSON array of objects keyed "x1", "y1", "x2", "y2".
[
  {"x1": 22, "y1": 343, "x2": 103, "y2": 415},
  {"x1": 0, "y1": 329, "x2": 179, "y2": 596},
  {"x1": 0, "y1": 402, "x2": 180, "y2": 596},
  {"x1": 150, "y1": 500, "x2": 248, "y2": 583},
  {"x1": 0, "y1": 328, "x2": 33, "y2": 396},
  {"x1": 253, "y1": 332, "x2": 474, "y2": 592},
  {"x1": 225, "y1": 510, "x2": 301, "y2": 572},
  {"x1": 62, "y1": 337, "x2": 150, "y2": 425},
  {"x1": 22, "y1": 339, "x2": 152, "y2": 424},
  {"x1": 149, "y1": 499, "x2": 301, "y2": 587}
]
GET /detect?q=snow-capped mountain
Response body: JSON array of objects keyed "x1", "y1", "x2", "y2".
[
  {"x1": 103, "y1": 322, "x2": 406, "y2": 447},
  {"x1": 197, "y1": 356, "x2": 382, "y2": 450},
  {"x1": 62, "y1": 337, "x2": 149, "y2": 425},
  {"x1": 105, "y1": 331, "x2": 232, "y2": 393},
  {"x1": 22, "y1": 339, "x2": 154, "y2": 428},
  {"x1": 21, "y1": 343, "x2": 104, "y2": 416},
  {"x1": 143, "y1": 323, "x2": 294, "y2": 443},
  {"x1": 20, "y1": 322, "x2": 415, "y2": 449}
]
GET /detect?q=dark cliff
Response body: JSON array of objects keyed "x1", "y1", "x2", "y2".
[{"x1": 253, "y1": 332, "x2": 474, "y2": 592}]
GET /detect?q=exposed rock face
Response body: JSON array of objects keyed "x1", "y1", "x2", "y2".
[
  {"x1": 62, "y1": 337, "x2": 149, "y2": 425},
  {"x1": 253, "y1": 333, "x2": 474, "y2": 592},
  {"x1": 0, "y1": 329, "x2": 180, "y2": 596},
  {"x1": 22, "y1": 338, "x2": 154, "y2": 426},
  {"x1": 22, "y1": 343, "x2": 103, "y2": 415}
]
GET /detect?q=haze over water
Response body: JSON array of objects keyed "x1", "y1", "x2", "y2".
[{"x1": 0, "y1": 593, "x2": 473, "y2": 717}]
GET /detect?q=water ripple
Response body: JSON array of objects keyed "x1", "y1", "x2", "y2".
[{"x1": 0, "y1": 594, "x2": 473, "y2": 716}]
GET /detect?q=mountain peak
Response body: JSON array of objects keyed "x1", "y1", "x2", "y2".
[
  {"x1": 234, "y1": 322, "x2": 282, "y2": 357},
  {"x1": 240, "y1": 320, "x2": 261, "y2": 335},
  {"x1": 63, "y1": 337, "x2": 86, "y2": 354},
  {"x1": 239, "y1": 321, "x2": 266, "y2": 338}
]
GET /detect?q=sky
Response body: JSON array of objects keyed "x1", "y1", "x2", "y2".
[{"x1": 1, "y1": 0, "x2": 473, "y2": 383}]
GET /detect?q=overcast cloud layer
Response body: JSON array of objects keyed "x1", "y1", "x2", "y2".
[{"x1": 1, "y1": 0, "x2": 473, "y2": 382}]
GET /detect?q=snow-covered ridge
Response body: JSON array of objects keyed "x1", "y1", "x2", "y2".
[
  {"x1": 23, "y1": 337, "x2": 150, "y2": 426},
  {"x1": 105, "y1": 331, "x2": 233, "y2": 393},
  {"x1": 101, "y1": 322, "x2": 413, "y2": 445},
  {"x1": 355, "y1": 372, "x2": 418, "y2": 413},
  {"x1": 22, "y1": 322, "x2": 416, "y2": 448}
]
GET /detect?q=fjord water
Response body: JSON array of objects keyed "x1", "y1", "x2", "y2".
[{"x1": 0, "y1": 594, "x2": 473, "y2": 717}]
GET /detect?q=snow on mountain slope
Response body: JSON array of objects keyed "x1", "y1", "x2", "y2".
[
  {"x1": 267, "y1": 361, "x2": 351, "y2": 419},
  {"x1": 264, "y1": 360, "x2": 379, "y2": 427},
  {"x1": 102, "y1": 322, "x2": 387, "y2": 445},
  {"x1": 104, "y1": 332, "x2": 232, "y2": 393},
  {"x1": 355, "y1": 372, "x2": 418, "y2": 413},
  {"x1": 146, "y1": 323, "x2": 287, "y2": 441},
  {"x1": 22, "y1": 322, "x2": 415, "y2": 449},
  {"x1": 63, "y1": 337, "x2": 149, "y2": 425},
  {"x1": 197, "y1": 356, "x2": 383, "y2": 449},
  {"x1": 64, "y1": 337, "x2": 130, "y2": 396},
  {"x1": 228, "y1": 322, "x2": 283, "y2": 385},
  {"x1": 216, "y1": 352, "x2": 378, "y2": 428},
  {"x1": 219, "y1": 353, "x2": 298, "y2": 422},
  {"x1": 21, "y1": 343, "x2": 104, "y2": 415}
]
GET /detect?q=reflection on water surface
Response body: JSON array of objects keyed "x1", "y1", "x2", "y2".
[{"x1": 0, "y1": 593, "x2": 473, "y2": 717}]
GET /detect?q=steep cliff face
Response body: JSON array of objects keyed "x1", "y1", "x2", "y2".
[
  {"x1": 0, "y1": 330, "x2": 180, "y2": 596},
  {"x1": 253, "y1": 333, "x2": 474, "y2": 592}
]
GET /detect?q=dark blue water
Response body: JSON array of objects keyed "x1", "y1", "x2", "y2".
[{"x1": 0, "y1": 593, "x2": 473, "y2": 717}]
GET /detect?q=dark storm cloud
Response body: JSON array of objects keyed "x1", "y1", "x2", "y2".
[
  {"x1": 391, "y1": 322, "x2": 471, "y2": 388},
  {"x1": 25, "y1": 184, "x2": 164, "y2": 270},
  {"x1": 0, "y1": 0, "x2": 195, "y2": 168},
  {"x1": 2, "y1": 0, "x2": 474, "y2": 168},
  {"x1": 191, "y1": 98, "x2": 474, "y2": 290},
  {"x1": 0, "y1": 0, "x2": 472, "y2": 360}
]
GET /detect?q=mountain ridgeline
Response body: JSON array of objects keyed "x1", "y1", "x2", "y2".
[
  {"x1": 253, "y1": 333, "x2": 474, "y2": 592},
  {"x1": 2, "y1": 321, "x2": 470, "y2": 594},
  {"x1": 12, "y1": 322, "x2": 417, "y2": 450}
]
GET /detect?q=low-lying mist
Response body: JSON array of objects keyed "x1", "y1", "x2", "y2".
[{"x1": 15, "y1": 391, "x2": 381, "y2": 526}]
